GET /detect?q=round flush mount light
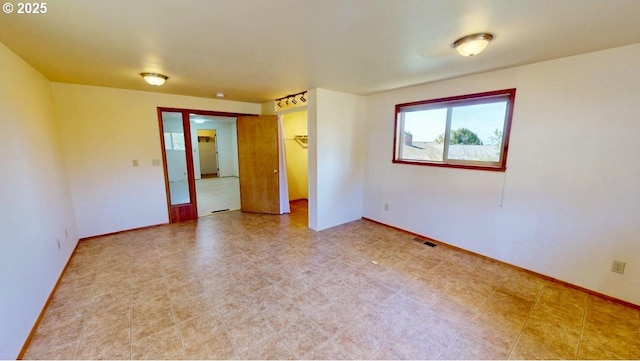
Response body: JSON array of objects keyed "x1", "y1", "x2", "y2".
[
  {"x1": 216, "y1": 92, "x2": 225, "y2": 98},
  {"x1": 140, "y1": 72, "x2": 168, "y2": 86},
  {"x1": 453, "y1": 33, "x2": 494, "y2": 57}
]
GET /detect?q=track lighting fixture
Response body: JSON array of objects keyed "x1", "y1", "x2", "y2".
[{"x1": 274, "y1": 91, "x2": 308, "y2": 109}]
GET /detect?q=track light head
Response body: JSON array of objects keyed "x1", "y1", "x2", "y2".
[{"x1": 274, "y1": 91, "x2": 308, "y2": 109}]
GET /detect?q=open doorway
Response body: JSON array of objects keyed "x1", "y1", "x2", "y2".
[
  {"x1": 158, "y1": 107, "x2": 289, "y2": 223},
  {"x1": 277, "y1": 108, "x2": 309, "y2": 228},
  {"x1": 189, "y1": 114, "x2": 241, "y2": 216},
  {"x1": 282, "y1": 109, "x2": 308, "y2": 202},
  {"x1": 196, "y1": 129, "x2": 218, "y2": 178}
]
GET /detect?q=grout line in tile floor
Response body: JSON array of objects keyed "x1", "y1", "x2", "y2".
[
  {"x1": 438, "y1": 288, "x2": 498, "y2": 360},
  {"x1": 163, "y1": 267, "x2": 187, "y2": 359},
  {"x1": 324, "y1": 323, "x2": 354, "y2": 360},
  {"x1": 575, "y1": 291, "x2": 589, "y2": 359},
  {"x1": 209, "y1": 287, "x2": 241, "y2": 358},
  {"x1": 346, "y1": 285, "x2": 405, "y2": 359},
  {"x1": 368, "y1": 295, "x2": 419, "y2": 360},
  {"x1": 128, "y1": 260, "x2": 132, "y2": 360},
  {"x1": 506, "y1": 279, "x2": 546, "y2": 360},
  {"x1": 277, "y1": 333, "x2": 297, "y2": 359},
  {"x1": 73, "y1": 262, "x2": 96, "y2": 359}
]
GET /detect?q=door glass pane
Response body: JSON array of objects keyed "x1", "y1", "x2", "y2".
[
  {"x1": 162, "y1": 111, "x2": 190, "y2": 205},
  {"x1": 163, "y1": 132, "x2": 172, "y2": 150}
]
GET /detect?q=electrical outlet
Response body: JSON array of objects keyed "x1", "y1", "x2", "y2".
[
  {"x1": 132, "y1": 159, "x2": 139, "y2": 167},
  {"x1": 611, "y1": 260, "x2": 626, "y2": 274},
  {"x1": 384, "y1": 204, "x2": 389, "y2": 211},
  {"x1": 152, "y1": 159, "x2": 161, "y2": 166},
  {"x1": 56, "y1": 238, "x2": 61, "y2": 250}
]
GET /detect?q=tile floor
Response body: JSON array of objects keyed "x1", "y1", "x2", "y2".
[
  {"x1": 195, "y1": 177, "x2": 241, "y2": 217},
  {"x1": 24, "y1": 201, "x2": 640, "y2": 360}
]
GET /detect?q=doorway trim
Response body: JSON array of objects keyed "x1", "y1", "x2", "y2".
[{"x1": 157, "y1": 107, "x2": 257, "y2": 223}]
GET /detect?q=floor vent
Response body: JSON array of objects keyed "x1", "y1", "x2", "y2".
[
  {"x1": 211, "y1": 209, "x2": 230, "y2": 214},
  {"x1": 414, "y1": 237, "x2": 437, "y2": 247}
]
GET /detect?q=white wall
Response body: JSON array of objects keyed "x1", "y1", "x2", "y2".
[
  {"x1": 0, "y1": 43, "x2": 78, "y2": 359},
  {"x1": 231, "y1": 122, "x2": 239, "y2": 177},
  {"x1": 217, "y1": 122, "x2": 238, "y2": 177},
  {"x1": 190, "y1": 127, "x2": 202, "y2": 180},
  {"x1": 308, "y1": 89, "x2": 365, "y2": 231},
  {"x1": 363, "y1": 43, "x2": 640, "y2": 305},
  {"x1": 52, "y1": 83, "x2": 259, "y2": 238}
]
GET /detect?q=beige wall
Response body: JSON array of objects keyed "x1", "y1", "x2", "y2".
[
  {"x1": 282, "y1": 110, "x2": 308, "y2": 200},
  {"x1": 0, "y1": 43, "x2": 78, "y2": 359},
  {"x1": 363, "y1": 43, "x2": 640, "y2": 305},
  {"x1": 52, "y1": 83, "x2": 260, "y2": 238}
]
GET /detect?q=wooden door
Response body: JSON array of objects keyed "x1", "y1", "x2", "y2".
[{"x1": 237, "y1": 115, "x2": 281, "y2": 214}]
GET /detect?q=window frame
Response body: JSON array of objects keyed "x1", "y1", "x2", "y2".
[{"x1": 392, "y1": 88, "x2": 516, "y2": 172}]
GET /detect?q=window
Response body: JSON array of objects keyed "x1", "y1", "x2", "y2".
[
  {"x1": 393, "y1": 88, "x2": 515, "y2": 171},
  {"x1": 164, "y1": 132, "x2": 186, "y2": 150}
]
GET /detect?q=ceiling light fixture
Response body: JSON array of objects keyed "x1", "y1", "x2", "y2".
[
  {"x1": 140, "y1": 72, "x2": 168, "y2": 86},
  {"x1": 216, "y1": 92, "x2": 225, "y2": 98},
  {"x1": 453, "y1": 33, "x2": 494, "y2": 57}
]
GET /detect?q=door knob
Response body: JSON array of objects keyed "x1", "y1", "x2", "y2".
[{"x1": 273, "y1": 170, "x2": 278, "y2": 173}]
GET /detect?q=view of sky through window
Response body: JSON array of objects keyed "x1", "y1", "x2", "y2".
[{"x1": 403, "y1": 101, "x2": 507, "y2": 144}]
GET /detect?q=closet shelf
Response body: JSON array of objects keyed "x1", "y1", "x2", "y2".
[{"x1": 293, "y1": 135, "x2": 308, "y2": 149}]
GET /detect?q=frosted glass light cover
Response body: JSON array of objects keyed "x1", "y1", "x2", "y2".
[
  {"x1": 141, "y1": 73, "x2": 168, "y2": 86},
  {"x1": 453, "y1": 33, "x2": 494, "y2": 57},
  {"x1": 456, "y1": 39, "x2": 490, "y2": 56}
]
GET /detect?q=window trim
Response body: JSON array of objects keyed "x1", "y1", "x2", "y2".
[{"x1": 392, "y1": 88, "x2": 516, "y2": 172}]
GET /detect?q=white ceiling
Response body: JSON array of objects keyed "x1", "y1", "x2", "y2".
[{"x1": 1, "y1": 0, "x2": 639, "y2": 103}]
